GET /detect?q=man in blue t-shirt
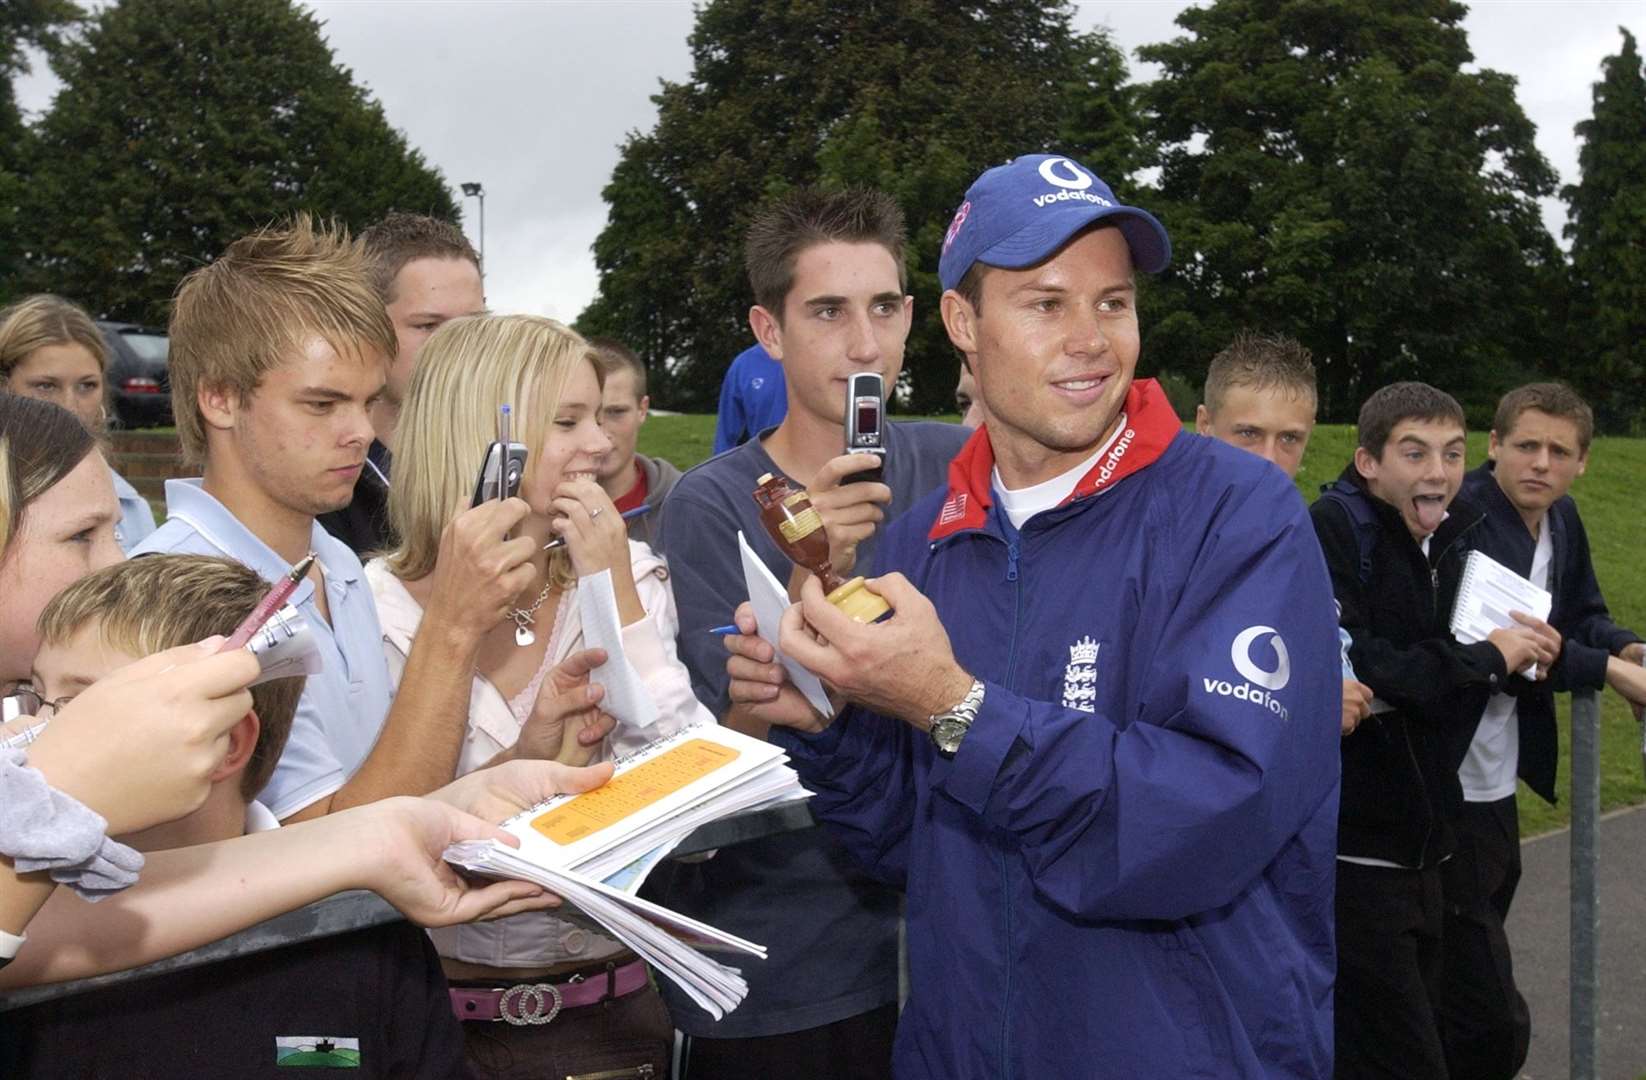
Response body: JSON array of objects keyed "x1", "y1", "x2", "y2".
[
  {"x1": 649, "y1": 187, "x2": 967, "y2": 1079},
  {"x1": 712, "y1": 343, "x2": 787, "y2": 454}
]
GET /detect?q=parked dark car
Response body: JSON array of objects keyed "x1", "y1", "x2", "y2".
[{"x1": 97, "y1": 321, "x2": 171, "y2": 428}]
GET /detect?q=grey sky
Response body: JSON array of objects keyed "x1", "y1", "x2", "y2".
[{"x1": 15, "y1": 1, "x2": 1643, "y2": 327}]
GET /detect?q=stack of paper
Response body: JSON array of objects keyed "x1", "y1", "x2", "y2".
[
  {"x1": 445, "y1": 721, "x2": 810, "y2": 1019},
  {"x1": 1450, "y1": 549, "x2": 1554, "y2": 678}
]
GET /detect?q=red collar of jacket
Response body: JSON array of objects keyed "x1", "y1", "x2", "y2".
[{"x1": 929, "y1": 377, "x2": 1180, "y2": 541}]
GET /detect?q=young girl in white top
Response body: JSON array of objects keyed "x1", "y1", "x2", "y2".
[{"x1": 368, "y1": 313, "x2": 709, "y2": 1078}]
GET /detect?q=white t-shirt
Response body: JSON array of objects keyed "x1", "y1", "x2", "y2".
[
  {"x1": 992, "y1": 415, "x2": 1127, "y2": 529},
  {"x1": 245, "y1": 800, "x2": 280, "y2": 834},
  {"x1": 1459, "y1": 518, "x2": 1553, "y2": 802}
]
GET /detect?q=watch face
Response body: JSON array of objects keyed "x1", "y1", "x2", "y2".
[{"x1": 931, "y1": 717, "x2": 967, "y2": 755}]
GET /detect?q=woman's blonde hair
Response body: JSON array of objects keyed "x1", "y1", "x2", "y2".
[
  {"x1": 0, "y1": 294, "x2": 110, "y2": 384},
  {"x1": 387, "y1": 314, "x2": 602, "y2": 583}
]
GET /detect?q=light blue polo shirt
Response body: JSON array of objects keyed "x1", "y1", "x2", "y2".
[
  {"x1": 131, "y1": 479, "x2": 394, "y2": 819},
  {"x1": 108, "y1": 468, "x2": 157, "y2": 553}
]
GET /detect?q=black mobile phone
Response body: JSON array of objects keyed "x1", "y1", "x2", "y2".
[
  {"x1": 470, "y1": 404, "x2": 530, "y2": 507},
  {"x1": 843, "y1": 372, "x2": 886, "y2": 484}
]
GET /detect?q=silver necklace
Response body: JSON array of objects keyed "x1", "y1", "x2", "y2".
[{"x1": 508, "y1": 582, "x2": 554, "y2": 647}]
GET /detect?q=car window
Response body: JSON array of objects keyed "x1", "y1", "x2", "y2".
[{"x1": 120, "y1": 333, "x2": 169, "y2": 363}]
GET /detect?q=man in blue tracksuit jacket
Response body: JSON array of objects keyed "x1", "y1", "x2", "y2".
[{"x1": 724, "y1": 154, "x2": 1342, "y2": 1078}]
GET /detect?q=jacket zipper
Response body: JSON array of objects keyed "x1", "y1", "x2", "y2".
[
  {"x1": 567, "y1": 1066, "x2": 655, "y2": 1080},
  {"x1": 1406, "y1": 514, "x2": 1481, "y2": 865},
  {"x1": 1405, "y1": 537, "x2": 1439, "y2": 864},
  {"x1": 1001, "y1": 532, "x2": 1023, "y2": 1078}
]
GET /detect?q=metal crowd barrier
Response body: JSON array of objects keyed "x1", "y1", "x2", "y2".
[
  {"x1": 0, "y1": 801, "x2": 816, "y2": 1012},
  {"x1": 5, "y1": 691, "x2": 1617, "y2": 1063}
]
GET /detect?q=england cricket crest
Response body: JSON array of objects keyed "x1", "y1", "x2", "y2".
[{"x1": 1062, "y1": 636, "x2": 1100, "y2": 713}]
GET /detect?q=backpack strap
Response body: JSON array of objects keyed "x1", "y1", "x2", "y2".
[{"x1": 1317, "y1": 478, "x2": 1380, "y2": 587}]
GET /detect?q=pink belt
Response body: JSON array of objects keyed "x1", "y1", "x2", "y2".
[{"x1": 449, "y1": 958, "x2": 650, "y2": 1025}]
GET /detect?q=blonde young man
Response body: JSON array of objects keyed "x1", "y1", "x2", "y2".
[
  {"x1": 1195, "y1": 330, "x2": 1319, "y2": 481},
  {"x1": 3, "y1": 555, "x2": 469, "y2": 1076},
  {"x1": 319, "y1": 212, "x2": 485, "y2": 554},
  {"x1": 1196, "y1": 330, "x2": 1374, "y2": 736},
  {"x1": 590, "y1": 337, "x2": 679, "y2": 553},
  {"x1": 134, "y1": 217, "x2": 545, "y2": 823}
]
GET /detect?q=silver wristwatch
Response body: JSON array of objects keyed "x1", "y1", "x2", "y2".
[{"x1": 929, "y1": 678, "x2": 986, "y2": 758}]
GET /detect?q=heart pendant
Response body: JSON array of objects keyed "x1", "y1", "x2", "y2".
[{"x1": 514, "y1": 625, "x2": 536, "y2": 648}]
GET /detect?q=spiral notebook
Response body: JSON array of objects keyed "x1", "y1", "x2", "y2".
[{"x1": 1449, "y1": 550, "x2": 1553, "y2": 678}]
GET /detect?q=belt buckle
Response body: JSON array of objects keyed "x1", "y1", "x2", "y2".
[{"x1": 498, "y1": 982, "x2": 563, "y2": 1026}]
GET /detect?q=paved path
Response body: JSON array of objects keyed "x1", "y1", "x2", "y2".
[{"x1": 1510, "y1": 804, "x2": 1646, "y2": 1079}]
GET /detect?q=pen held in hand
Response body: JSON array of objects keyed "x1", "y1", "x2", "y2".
[
  {"x1": 541, "y1": 504, "x2": 653, "y2": 552},
  {"x1": 220, "y1": 552, "x2": 317, "y2": 651}
]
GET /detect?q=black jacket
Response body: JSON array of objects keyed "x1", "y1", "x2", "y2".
[
  {"x1": 1460, "y1": 461, "x2": 1641, "y2": 803},
  {"x1": 317, "y1": 440, "x2": 394, "y2": 558},
  {"x1": 1311, "y1": 465, "x2": 1508, "y2": 867}
]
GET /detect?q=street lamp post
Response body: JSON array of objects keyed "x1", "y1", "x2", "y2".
[{"x1": 460, "y1": 181, "x2": 485, "y2": 274}]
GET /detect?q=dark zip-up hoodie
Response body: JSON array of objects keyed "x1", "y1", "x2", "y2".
[
  {"x1": 1311, "y1": 465, "x2": 1507, "y2": 867},
  {"x1": 1460, "y1": 461, "x2": 1642, "y2": 803}
]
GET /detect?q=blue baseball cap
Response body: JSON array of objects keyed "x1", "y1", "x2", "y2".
[{"x1": 938, "y1": 153, "x2": 1171, "y2": 292}]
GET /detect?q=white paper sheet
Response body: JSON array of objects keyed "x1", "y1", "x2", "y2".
[
  {"x1": 737, "y1": 531, "x2": 834, "y2": 718},
  {"x1": 577, "y1": 568, "x2": 660, "y2": 730}
]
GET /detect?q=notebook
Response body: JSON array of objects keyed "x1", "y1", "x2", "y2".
[{"x1": 1449, "y1": 550, "x2": 1554, "y2": 678}]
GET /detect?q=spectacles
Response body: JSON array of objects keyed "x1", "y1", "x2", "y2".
[{"x1": 0, "y1": 683, "x2": 74, "y2": 749}]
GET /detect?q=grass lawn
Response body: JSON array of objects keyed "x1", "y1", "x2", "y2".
[{"x1": 640, "y1": 414, "x2": 1646, "y2": 836}]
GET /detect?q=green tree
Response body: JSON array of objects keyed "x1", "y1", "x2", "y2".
[
  {"x1": 579, "y1": 0, "x2": 1145, "y2": 411},
  {"x1": 1139, "y1": 0, "x2": 1564, "y2": 423},
  {"x1": 0, "y1": 0, "x2": 81, "y2": 299},
  {"x1": 1563, "y1": 28, "x2": 1646, "y2": 434},
  {"x1": 17, "y1": 0, "x2": 456, "y2": 324}
]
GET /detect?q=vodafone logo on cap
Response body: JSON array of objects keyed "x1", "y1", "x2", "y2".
[
  {"x1": 1031, "y1": 157, "x2": 1113, "y2": 209},
  {"x1": 1038, "y1": 157, "x2": 1094, "y2": 190}
]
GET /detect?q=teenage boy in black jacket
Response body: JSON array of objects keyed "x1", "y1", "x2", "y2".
[
  {"x1": 1440, "y1": 382, "x2": 1646, "y2": 1080},
  {"x1": 1310, "y1": 382, "x2": 1554, "y2": 1080}
]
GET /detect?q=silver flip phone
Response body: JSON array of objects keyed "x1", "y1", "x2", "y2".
[{"x1": 844, "y1": 372, "x2": 886, "y2": 484}]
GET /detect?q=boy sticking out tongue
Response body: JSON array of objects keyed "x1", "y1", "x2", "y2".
[{"x1": 1309, "y1": 381, "x2": 1555, "y2": 1079}]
